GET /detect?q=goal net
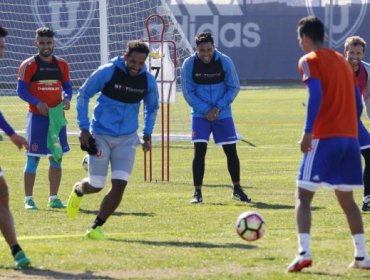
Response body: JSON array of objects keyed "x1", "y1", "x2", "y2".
[{"x1": 0, "y1": 0, "x2": 193, "y2": 142}]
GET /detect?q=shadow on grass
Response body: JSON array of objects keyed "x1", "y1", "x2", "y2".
[
  {"x1": 4, "y1": 267, "x2": 115, "y2": 280},
  {"x1": 110, "y1": 239, "x2": 257, "y2": 250},
  {"x1": 251, "y1": 201, "x2": 323, "y2": 211},
  {"x1": 79, "y1": 208, "x2": 155, "y2": 217}
]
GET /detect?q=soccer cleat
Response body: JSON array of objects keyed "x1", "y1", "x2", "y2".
[
  {"x1": 190, "y1": 190, "x2": 203, "y2": 204},
  {"x1": 47, "y1": 198, "x2": 66, "y2": 209},
  {"x1": 14, "y1": 250, "x2": 31, "y2": 269},
  {"x1": 67, "y1": 183, "x2": 83, "y2": 219},
  {"x1": 348, "y1": 257, "x2": 370, "y2": 269},
  {"x1": 287, "y1": 254, "x2": 312, "y2": 272},
  {"x1": 362, "y1": 201, "x2": 370, "y2": 211},
  {"x1": 24, "y1": 198, "x2": 37, "y2": 210},
  {"x1": 85, "y1": 226, "x2": 107, "y2": 240},
  {"x1": 232, "y1": 186, "x2": 251, "y2": 202}
]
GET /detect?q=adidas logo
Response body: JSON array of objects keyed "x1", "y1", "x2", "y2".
[{"x1": 312, "y1": 175, "x2": 320, "y2": 181}]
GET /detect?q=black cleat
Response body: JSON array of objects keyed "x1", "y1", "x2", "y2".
[
  {"x1": 232, "y1": 186, "x2": 251, "y2": 202},
  {"x1": 190, "y1": 190, "x2": 203, "y2": 204}
]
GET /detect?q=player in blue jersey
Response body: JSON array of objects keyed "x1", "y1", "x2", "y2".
[
  {"x1": 67, "y1": 40, "x2": 159, "y2": 240},
  {"x1": 181, "y1": 32, "x2": 250, "y2": 204},
  {"x1": 0, "y1": 25, "x2": 31, "y2": 268},
  {"x1": 344, "y1": 36, "x2": 370, "y2": 211}
]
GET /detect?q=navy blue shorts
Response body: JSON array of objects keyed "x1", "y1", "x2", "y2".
[
  {"x1": 191, "y1": 117, "x2": 238, "y2": 145},
  {"x1": 358, "y1": 120, "x2": 370, "y2": 150},
  {"x1": 297, "y1": 137, "x2": 362, "y2": 192},
  {"x1": 26, "y1": 112, "x2": 70, "y2": 157}
]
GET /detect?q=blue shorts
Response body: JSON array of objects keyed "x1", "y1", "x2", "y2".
[
  {"x1": 191, "y1": 117, "x2": 238, "y2": 145},
  {"x1": 297, "y1": 137, "x2": 362, "y2": 192},
  {"x1": 26, "y1": 112, "x2": 70, "y2": 157},
  {"x1": 359, "y1": 120, "x2": 370, "y2": 150}
]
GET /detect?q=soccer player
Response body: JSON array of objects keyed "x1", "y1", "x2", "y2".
[
  {"x1": 0, "y1": 25, "x2": 31, "y2": 268},
  {"x1": 288, "y1": 16, "x2": 370, "y2": 272},
  {"x1": 16, "y1": 27, "x2": 73, "y2": 210},
  {"x1": 67, "y1": 40, "x2": 158, "y2": 240},
  {"x1": 180, "y1": 32, "x2": 250, "y2": 204},
  {"x1": 344, "y1": 36, "x2": 370, "y2": 211}
]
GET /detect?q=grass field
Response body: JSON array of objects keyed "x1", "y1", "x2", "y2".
[{"x1": 1, "y1": 88, "x2": 370, "y2": 279}]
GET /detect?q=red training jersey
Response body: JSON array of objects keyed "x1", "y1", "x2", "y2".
[
  {"x1": 18, "y1": 55, "x2": 70, "y2": 114},
  {"x1": 298, "y1": 48, "x2": 358, "y2": 139}
]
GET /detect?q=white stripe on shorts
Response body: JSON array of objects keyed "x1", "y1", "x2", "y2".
[{"x1": 302, "y1": 139, "x2": 318, "y2": 181}]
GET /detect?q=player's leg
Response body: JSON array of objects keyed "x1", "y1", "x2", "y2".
[
  {"x1": 67, "y1": 135, "x2": 109, "y2": 219},
  {"x1": 85, "y1": 133, "x2": 138, "y2": 240},
  {"x1": 24, "y1": 112, "x2": 49, "y2": 209},
  {"x1": 213, "y1": 117, "x2": 250, "y2": 202},
  {"x1": 191, "y1": 117, "x2": 211, "y2": 203},
  {"x1": 47, "y1": 158, "x2": 65, "y2": 208},
  {"x1": 288, "y1": 139, "x2": 329, "y2": 272},
  {"x1": 0, "y1": 173, "x2": 30, "y2": 268},
  {"x1": 336, "y1": 138, "x2": 370, "y2": 269},
  {"x1": 358, "y1": 121, "x2": 370, "y2": 211},
  {"x1": 47, "y1": 125, "x2": 70, "y2": 208}
]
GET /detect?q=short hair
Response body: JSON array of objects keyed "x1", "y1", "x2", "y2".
[
  {"x1": 297, "y1": 16, "x2": 324, "y2": 43},
  {"x1": 195, "y1": 32, "x2": 214, "y2": 46},
  {"x1": 344, "y1": 36, "x2": 366, "y2": 53},
  {"x1": 0, "y1": 25, "x2": 8, "y2": 37},
  {"x1": 126, "y1": 40, "x2": 149, "y2": 57},
  {"x1": 35, "y1": 27, "x2": 54, "y2": 38}
]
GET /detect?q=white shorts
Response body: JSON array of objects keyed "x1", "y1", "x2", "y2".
[{"x1": 87, "y1": 133, "x2": 141, "y2": 188}]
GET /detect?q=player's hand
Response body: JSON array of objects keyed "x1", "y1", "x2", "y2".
[
  {"x1": 79, "y1": 129, "x2": 92, "y2": 148},
  {"x1": 299, "y1": 132, "x2": 312, "y2": 153},
  {"x1": 206, "y1": 107, "x2": 220, "y2": 121},
  {"x1": 142, "y1": 135, "x2": 151, "y2": 152},
  {"x1": 36, "y1": 101, "x2": 49, "y2": 116},
  {"x1": 63, "y1": 99, "x2": 70, "y2": 111},
  {"x1": 10, "y1": 133, "x2": 29, "y2": 150}
]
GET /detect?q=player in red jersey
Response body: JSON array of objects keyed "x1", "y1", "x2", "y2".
[
  {"x1": 344, "y1": 36, "x2": 370, "y2": 211},
  {"x1": 288, "y1": 16, "x2": 370, "y2": 272},
  {"x1": 17, "y1": 27, "x2": 73, "y2": 210}
]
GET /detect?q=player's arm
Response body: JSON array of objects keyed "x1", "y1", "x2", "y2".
[
  {"x1": 142, "y1": 74, "x2": 159, "y2": 152},
  {"x1": 0, "y1": 111, "x2": 28, "y2": 150},
  {"x1": 215, "y1": 56, "x2": 240, "y2": 111},
  {"x1": 299, "y1": 78, "x2": 322, "y2": 153},
  {"x1": 77, "y1": 64, "x2": 113, "y2": 132},
  {"x1": 181, "y1": 58, "x2": 212, "y2": 115},
  {"x1": 59, "y1": 60, "x2": 73, "y2": 110}
]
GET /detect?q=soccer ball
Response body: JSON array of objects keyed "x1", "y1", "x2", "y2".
[
  {"x1": 82, "y1": 155, "x2": 89, "y2": 171},
  {"x1": 236, "y1": 211, "x2": 265, "y2": 242}
]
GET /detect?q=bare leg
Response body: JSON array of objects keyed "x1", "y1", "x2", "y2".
[
  {"x1": 0, "y1": 177, "x2": 18, "y2": 246},
  {"x1": 24, "y1": 172, "x2": 36, "y2": 197},
  {"x1": 49, "y1": 165, "x2": 61, "y2": 197},
  {"x1": 296, "y1": 188, "x2": 315, "y2": 233},
  {"x1": 335, "y1": 190, "x2": 364, "y2": 234},
  {"x1": 97, "y1": 179, "x2": 126, "y2": 221}
]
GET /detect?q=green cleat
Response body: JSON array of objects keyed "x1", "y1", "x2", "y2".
[
  {"x1": 67, "y1": 183, "x2": 83, "y2": 219},
  {"x1": 14, "y1": 250, "x2": 31, "y2": 269},
  {"x1": 85, "y1": 226, "x2": 107, "y2": 240},
  {"x1": 24, "y1": 198, "x2": 37, "y2": 210},
  {"x1": 47, "y1": 198, "x2": 66, "y2": 209}
]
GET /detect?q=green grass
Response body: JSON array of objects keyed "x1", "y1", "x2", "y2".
[{"x1": 1, "y1": 88, "x2": 370, "y2": 279}]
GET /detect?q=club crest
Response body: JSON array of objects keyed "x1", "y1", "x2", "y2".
[
  {"x1": 305, "y1": 0, "x2": 368, "y2": 48},
  {"x1": 31, "y1": 0, "x2": 97, "y2": 50}
]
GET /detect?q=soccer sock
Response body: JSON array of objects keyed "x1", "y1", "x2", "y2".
[
  {"x1": 353, "y1": 233, "x2": 368, "y2": 258},
  {"x1": 92, "y1": 216, "x2": 106, "y2": 229},
  {"x1": 49, "y1": 195, "x2": 57, "y2": 201},
  {"x1": 24, "y1": 196, "x2": 33, "y2": 201},
  {"x1": 298, "y1": 233, "x2": 311, "y2": 255},
  {"x1": 11, "y1": 244, "x2": 22, "y2": 257}
]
